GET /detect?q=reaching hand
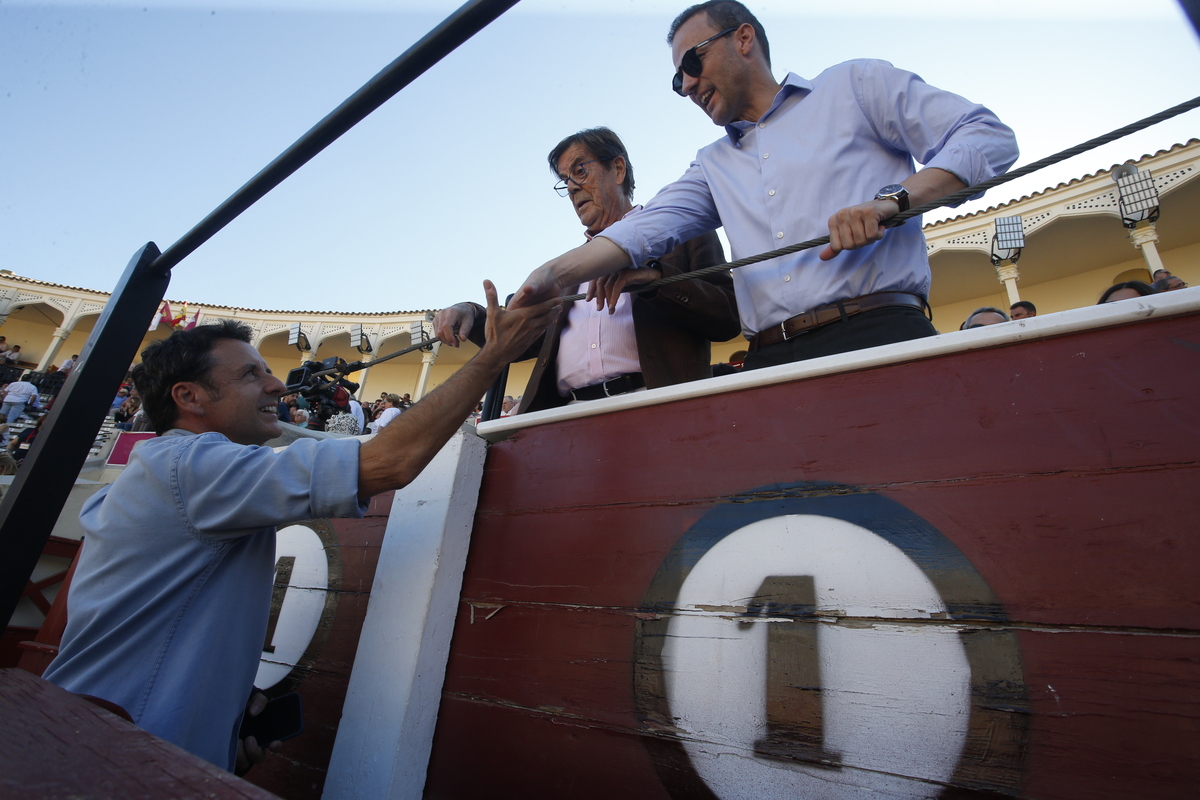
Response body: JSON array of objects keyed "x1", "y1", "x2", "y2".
[
  {"x1": 586, "y1": 265, "x2": 663, "y2": 314},
  {"x1": 480, "y1": 280, "x2": 560, "y2": 364},
  {"x1": 819, "y1": 199, "x2": 898, "y2": 261},
  {"x1": 432, "y1": 303, "x2": 478, "y2": 347},
  {"x1": 234, "y1": 692, "x2": 282, "y2": 776},
  {"x1": 508, "y1": 265, "x2": 567, "y2": 311}
]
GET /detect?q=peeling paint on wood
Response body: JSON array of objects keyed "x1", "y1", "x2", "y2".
[{"x1": 425, "y1": 312, "x2": 1200, "y2": 799}]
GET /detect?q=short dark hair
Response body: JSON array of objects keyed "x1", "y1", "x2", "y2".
[
  {"x1": 1098, "y1": 280, "x2": 1156, "y2": 304},
  {"x1": 961, "y1": 307, "x2": 1010, "y2": 330},
  {"x1": 1010, "y1": 300, "x2": 1036, "y2": 315},
  {"x1": 547, "y1": 127, "x2": 635, "y2": 201},
  {"x1": 132, "y1": 319, "x2": 253, "y2": 435},
  {"x1": 667, "y1": 1, "x2": 771, "y2": 67},
  {"x1": 1151, "y1": 268, "x2": 1170, "y2": 279}
]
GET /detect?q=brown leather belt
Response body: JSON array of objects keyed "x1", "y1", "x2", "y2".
[{"x1": 748, "y1": 292, "x2": 926, "y2": 351}]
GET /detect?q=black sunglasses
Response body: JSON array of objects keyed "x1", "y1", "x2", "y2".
[{"x1": 672, "y1": 27, "x2": 738, "y2": 97}]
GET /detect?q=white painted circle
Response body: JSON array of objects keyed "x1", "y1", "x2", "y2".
[
  {"x1": 663, "y1": 514, "x2": 970, "y2": 799},
  {"x1": 254, "y1": 524, "x2": 330, "y2": 689}
]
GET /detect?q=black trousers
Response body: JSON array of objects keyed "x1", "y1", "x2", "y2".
[{"x1": 743, "y1": 306, "x2": 937, "y2": 370}]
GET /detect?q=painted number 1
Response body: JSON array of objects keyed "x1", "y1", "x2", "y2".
[{"x1": 741, "y1": 575, "x2": 842, "y2": 769}]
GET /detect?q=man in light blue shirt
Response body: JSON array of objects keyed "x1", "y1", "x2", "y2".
[
  {"x1": 512, "y1": 1, "x2": 1018, "y2": 368},
  {"x1": 43, "y1": 283, "x2": 559, "y2": 773}
]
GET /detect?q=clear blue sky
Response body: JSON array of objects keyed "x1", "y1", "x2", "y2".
[{"x1": 2, "y1": 0, "x2": 1198, "y2": 314}]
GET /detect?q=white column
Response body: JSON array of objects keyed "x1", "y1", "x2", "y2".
[
  {"x1": 1129, "y1": 224, "x2": 1166, "y2": 276},
  {"x1": 995, "y1": 263, "x2": 1021, "y2": 307},
  {"x1": 35, "y1": 326, "x2": 72, "y2": 372},
  {"x1": 413, "y1": 342, "x2": 440, "y2": 401},
  {"x1": 323, "y1": 429, "x2": 486, "y2": 800}
]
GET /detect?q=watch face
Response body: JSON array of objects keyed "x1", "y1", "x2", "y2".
[{"x1": 879, "y1": 184, "x2": 905, "y2": 196}]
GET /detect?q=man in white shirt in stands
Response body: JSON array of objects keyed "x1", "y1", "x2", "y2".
[{"x1": 1, "y1": 376, "x2": 40, "y2": 424}]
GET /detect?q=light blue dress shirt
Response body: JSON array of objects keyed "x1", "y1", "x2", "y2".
[
  {"x1": 599, "y1": 60, "x2": 1019, "y2": 336},
  {"x1": 44, "y1": 430, "x2": 368, "y2": 770}
]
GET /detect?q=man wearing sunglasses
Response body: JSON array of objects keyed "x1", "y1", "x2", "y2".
[
  {"x1": 434, "y1": 127, "x2": 739, "y2": 414},
  {"x1": 511, "y1": 1, "x2": 1018, "y2": 369}
]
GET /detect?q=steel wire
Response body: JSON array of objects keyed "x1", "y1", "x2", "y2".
[{"x1": 558, "y1": 94, "x2": 1200, "y2": 302}]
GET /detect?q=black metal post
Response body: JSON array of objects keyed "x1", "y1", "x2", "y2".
[
  {"x1": 0, "y1": 243, "x2": 170, "y2": 623},
  {"x1": 151, "y1": 0, "x2": 521, "y2": 275}
]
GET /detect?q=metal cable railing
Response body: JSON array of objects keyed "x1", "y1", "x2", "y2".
[{"x1": 560, "y1": 94, "x2": 1200, "y2": 301}]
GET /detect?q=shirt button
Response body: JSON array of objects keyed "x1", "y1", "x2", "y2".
[
  {"x1": 784, "y1": 275, "x2": 791, "y2": 282},
  {"x1": 777, "y1": 232, "x2": 784, "y2": 239},
  {"x1": 763, "y1": 153, "x2": 770, "y2": 159},
  {"x1": 590, "y1": 344, "x2": 597, "y2": 349},
  {"x1": 768, "y1": 189, "x2": 776, "y2": 196},
  {"x1": 758, "y1": 123, "x2": 766, "y2": 128}
]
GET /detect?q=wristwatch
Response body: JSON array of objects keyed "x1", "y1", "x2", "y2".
[{"x1": 874, "y1": 184, "x2": 910, "y2": 213}]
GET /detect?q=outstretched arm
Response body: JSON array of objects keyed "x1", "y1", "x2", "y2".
[
  {"x1": 356, "y1": 281, "x2": 560, "y2": 499},
  {"x1": 509, "y1": 237, "x2": 630, "y2": 310}
]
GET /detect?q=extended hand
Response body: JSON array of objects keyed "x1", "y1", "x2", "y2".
[
  {"x1": 480, "y1": 280, "x2": 560, "y2": 364},
  {"x1": 819, "y1": 199, "x2": 899, "y2": 261},
  {"x1": 509, "y1": 265, "x2": 567, "y2": 311},
  {"x1": 234, "y1": 692, "x2": 282, "y2": 776},
  {"x1": 432, "y1": 303, "x2": 478, "y2": 347},
  {"x1": 586, "y1": 266, "x2": 663, "y2": 314}
]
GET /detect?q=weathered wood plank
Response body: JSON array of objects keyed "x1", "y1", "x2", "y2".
[
  {"x1": 428, "y1": 311, "x2": 1200, "y2": 798},
  {"x1": 0, "y1": 667, "x2": 280, "y2": 800}
]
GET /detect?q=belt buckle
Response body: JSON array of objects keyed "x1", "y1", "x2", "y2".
[{"x1": 777, "y1": 320, "x2": 792, "y2": 343}]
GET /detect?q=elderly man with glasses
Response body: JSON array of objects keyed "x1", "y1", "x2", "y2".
[
  {"x1": 434, "y1": 126, "x2": 739, "y2": 414},
  {"x1": 511, "y1": 1, "x2": 1017, "y2": 368}
]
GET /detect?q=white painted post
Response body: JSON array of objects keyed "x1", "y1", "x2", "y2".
[
  {"x1": 1130, "y1": 224, "x2": 1167, "y2": 276},
  {"x1": 413, "y1": 341, "x2": 440, "y2": 401},
  {"x1": 322, "y1": 426, "x2": 486, "y2": 800},
  {"x1": 35, "y1": 326, "x2": 72, "y2": 372}
]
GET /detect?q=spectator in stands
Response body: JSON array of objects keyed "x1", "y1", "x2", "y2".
[
  {"x1": 400, "y1": 393, "x2": 413, "y2": 408},
  {"x1": 371, "y1": 394, "x2": 403, "y2": 432},
  {"x1": 2, "y1": 376, "x2": 40, "y2": 424},
  {"x1": 0, "y1": 421, "x2": 16, "y2": 475},
  {"x1": 0, "y1": 337, "x2": 8, "y2": 355},
  {"x1": 59, "y1": 354, "x2": 79, "y2": 375},
  {"x1": 1099, "y1": 281, "x2": 1156, "y2": 304},
  {"x1": 114, "y1": 397, "x2": 141, "y2": 427},
  {"x1": 500, "y1": 396, "x2": 516, "y2": 416},
  {"x1": 1151, "y1": 268, "x2": 1171, "y2": 283},
  {"x1": 7, "y1": 414, "x2": 45, "y2": 465},
  {"x1": 347, "y1": 396, "x2": 365, "y2": 434},
  {"x1": 1009, "y1": 300, "x2": 1036, "y2": 320},
  {"x1": 110, "y1": 387, "x2": 131, "y2": 415},
  {"x1": 4, "y1": 345, "x2": 23, "y2": 364},
  {"x1": 961, "y1": 307, "x2": 1010, "y2": 329},
  {"x1": 1152, "y1": 276, "x2": 1187, "y2": 292},
  {"x1": 324, "y1": 410, "x2": 360, "y2": 435},
  {"x1": 290, "y1": 407, "x2": 309, "y2": 426}
]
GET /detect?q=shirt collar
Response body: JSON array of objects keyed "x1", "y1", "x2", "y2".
[
  {"x1": 724, "y1": 72, "x2": 812, "y2": 143},
  {"x1": 584, "y1": 204, "x2": 643, "y2": 241}
]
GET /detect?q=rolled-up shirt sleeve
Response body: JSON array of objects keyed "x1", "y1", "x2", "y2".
[
  {"x1": 853, "y1": 59, "x2": 1018, "y2": 202},
  {"x1": 171, "y1": 434, "x2": 368, "y2": 536}
]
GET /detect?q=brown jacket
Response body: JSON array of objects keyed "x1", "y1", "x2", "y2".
[{"x1": 469, "y1": 231, "x2": 739, "y2": 413}]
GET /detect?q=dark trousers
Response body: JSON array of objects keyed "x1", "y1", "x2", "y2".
[{"x1": 744, "y1": 306, "x2": 937, "y2": 370}]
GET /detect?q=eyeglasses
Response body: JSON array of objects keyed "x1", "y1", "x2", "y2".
[
  {"x1": 553, "y1": 157, "x2": 614, "y2": 196},
  {"x1": 672, "y1": 27, "x2": 738, "y2": 97}
]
